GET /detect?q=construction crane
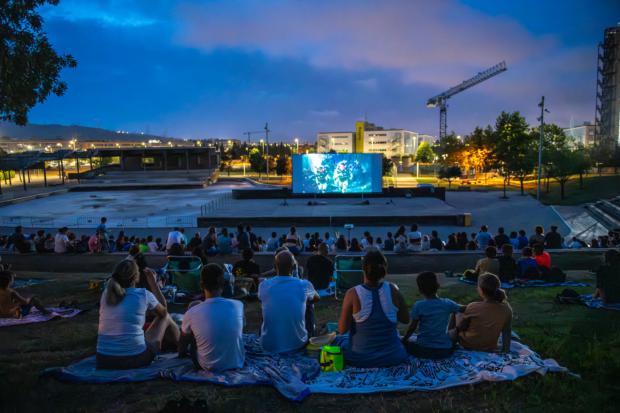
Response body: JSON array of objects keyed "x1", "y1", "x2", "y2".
[{"x1": 427, "y1": 61, "x2": 507, "y2": 140}]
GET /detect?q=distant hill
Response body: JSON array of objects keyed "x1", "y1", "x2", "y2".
[{"x1": 0, "y1": 122, "x2": 173, "y2": 142}]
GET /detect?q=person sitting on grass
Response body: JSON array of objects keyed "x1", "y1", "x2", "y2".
[
  {"x1": 401, "y1": 271, "x2": 464, "y2": 359},
  {"x1": 475, "y1": 225, "x2": 492, "y2": 250},
  {"x1": 96, "y1": 260, "x2": 179, "y2": 370},
  {"x1": 497, "y1": 244, "x2": 517, "y2": 282},
  {"x1": 533, "y1": 243, "x2": 551, "y2": 272},
  {"x1": 266, "y1": 232, "x2": 280, "y2": 252},
  {"x1": 335, "y1": 235, "x2": 348, "y2": 252},
  {"x1": 348, "y1": 238, "x2": 362, "y2": 252},
  {"x1": 463, "y1": 246, "x2": 499, "y2": 281},
  {"x1": 0, "y1": 270, "x2": 49, "y2": 318},
  {"x1": 383, "y1": 232, "x2": 395, "y2": 252},
  {"x1": 529, "y1": 226, "x2": 545, "y2": 247},
  {"x1": 517, "y1": 247, "x2": 540, "y2": 279},
  {"x1": 178, "y1": 263, "x2": 245, "y2": 371},
  {"x1": 232, "y1": 248, "x2": 261, "y2": 291},
  {"x1": 258, "y1": 250, "x2": 319, "y2": 353},
  {"x1": 593, "y1": 249, "x2": 620, "y2": 304},
  {"x1": 466, "y1": 233, "x2": 477, "y2": 250},
  {"x1": 306, "y1": 242, "x2": 334, "y2": 291},
  {"x1": 88, "y1": 230, "x2": 102, "y2": 253},
  {"x1": 336, "y1": 249, "x2": 409, "y2": 367},
  {"x1": 449, "y1": 272, "x2": 512, "y2": 353}
]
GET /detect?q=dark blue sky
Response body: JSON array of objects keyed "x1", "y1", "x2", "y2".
[{"x1": 29, "y1": 0, "x2": 620, "y2": 141}]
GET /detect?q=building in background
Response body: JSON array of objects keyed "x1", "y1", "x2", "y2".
[
  {"x1": 564, "y1": 122, "x2": 596, "y2": 146},
  {"x1": 316, "y1": 121, "x2": 433, "y2": 157},
  {"x1": 595, "y1": 25, "x2": 620, "y2": 148},
  {"x1": 316, "y1": 132, "x2": 355, "y2": 153}
]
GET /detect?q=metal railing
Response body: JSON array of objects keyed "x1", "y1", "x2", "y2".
[{"x1": 200, "y1": 192, "x2": 232, "y2": 216}]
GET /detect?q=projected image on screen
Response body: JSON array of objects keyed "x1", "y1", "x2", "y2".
[{"x1": 292, "y1": 153, "x2": 382, "y2": 194}]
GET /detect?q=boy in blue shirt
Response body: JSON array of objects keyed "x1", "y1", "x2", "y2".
[{"x1": 402, "y1": 272, "x2": 465, "y2": 359}]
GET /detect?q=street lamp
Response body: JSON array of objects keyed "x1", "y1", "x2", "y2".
[
  {"x1": 294, "y1": 138, "x2": 299, "y2": 154},
  {"x1": 260, "y1": 139, "x2": 265, "y2": 155}
]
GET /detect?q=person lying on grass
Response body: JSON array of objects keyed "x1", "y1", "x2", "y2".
[
  {"x1": 401, "y1": 271, "x2": 465, "y2": 359},
  {"x1": 0, "y1": 270, "x2": 50, "y2": 318},
  {"x1": 336, "y1": 248, "x2": 410, "y2": 367},
  {"x1": 96, "y1": 259, "x2": 179, "y2": 370},
  {"x1": 178, "y1": 263, "x2": 245, "y2": 371},
  {"x1": 449, "y1": 272, "x2": 512, "y2": 353}
]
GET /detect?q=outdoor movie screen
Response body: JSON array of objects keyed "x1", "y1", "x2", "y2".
[{"x1": 292, "y1": 153, "x2": 383, "y2": 194}]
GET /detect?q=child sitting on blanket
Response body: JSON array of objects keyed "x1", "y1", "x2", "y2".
[
  {"x1": 517, "y1": 247, "x2": 540, "y2": 279},
  {"x1": 0, "y1": 270, "x2": 50, "y2": 318},
  {"x1": 402, "y1": 272, "x2": 465, "y2": 359},
  {"x1": 449, "y1": 273, "x2": 512, "y2": 353}
]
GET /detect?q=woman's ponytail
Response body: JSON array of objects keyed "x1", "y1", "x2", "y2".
[
  {"x1": 104, "y1": 260, "x2": 139, "y2": 306},
  {"x1": 478, "y1": 272, "x2": 506, "y2": 303}
]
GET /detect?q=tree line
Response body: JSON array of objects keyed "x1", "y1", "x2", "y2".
[{"x1": 415, "y1": 111, "x2": 619, "y2": 199}]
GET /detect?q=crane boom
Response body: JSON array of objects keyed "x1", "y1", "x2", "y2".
[{"x1": 427, "y1": 61, "x2": 507, "y2": 140}]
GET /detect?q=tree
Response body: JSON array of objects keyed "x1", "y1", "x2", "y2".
[
  {"x1": 458, "y1": 146, "x2": 491, "y2": 177},
  {"x1": 437, "y1": 165, "x2": 461, "y2": 188},
  {"x1": 415, "y1": 141, "x2": 435, "y2": 163},
  {"x1": 433, "y1": 133, "x2": 463, "y2": 166},
  {"x1": 461, "y1": 126, "x2": 494, "y2": 176},
  {"x1": 248, "y1": 148, "x2": 265, "y2": 177},
  {"x1": 382, "y1": 156, "x2": 394, "y2": 176},
  {"x1": 1, "y1": 1, "x2": 77, "y2": 125},
  {"x1": 275, "y1": 155, "x2": 290, "y2": 177},
  {"x1": 492, "y1": 112, "x2": 533, "y2": 198},
  {"x1": 546, "y1": 147, "x2": 580, "y2": 200},
  {"x1": 573, "y1": 144, "x2": 591, "y2": 189}
]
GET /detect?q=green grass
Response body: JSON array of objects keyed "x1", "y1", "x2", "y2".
[
  {"x1": 1, "y1": 271, "x2": 619, "y2": 412},
  {"x1": 533, "y1": 174, "x2": 620, "y2": 205}
]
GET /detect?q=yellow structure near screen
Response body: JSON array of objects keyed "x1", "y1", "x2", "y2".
[{"x1": 355, "y1": 121, "x2": 365, "y2": 153}]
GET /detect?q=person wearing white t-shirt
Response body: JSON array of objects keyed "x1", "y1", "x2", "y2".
[
  {"x1": 259, "y1": 250, "x2": 319, "y2": 353},
  {"x1": 54, "y1": 227, "x2": 70, "y2": 254},
  {"x1": 179, "y1": 263, "x2": 245, "y2": 371},
  {"x1": 96, "y1": 259, "x2": 179, "y2": 370},
  {"x1": 407, "y1": 223, "x2": 422, "y2": 252},
  {"x1": 166, "y1": 227, "x2": 184, "y2": 251}
]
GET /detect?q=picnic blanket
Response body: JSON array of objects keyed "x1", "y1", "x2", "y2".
[
  {"x1": 45, "y1": 335, "x2": 567, "y2": 401},
  {"x1": 45, "y1": 335, "x2": 319, "y2": 401},
  {"x1": 0, "y1": 307, "x2": 82, "y2": 328},
  {"x1": 580, "y1": 294, "x2": 620, "y2": 311},
  {"x1": 458, "y1": 277, "x2": 589, "y2": 289}
]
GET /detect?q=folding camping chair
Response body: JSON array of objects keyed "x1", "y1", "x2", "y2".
[
  {"x1": 334, "y1": 255, "x2": 364, "y2": 299},
  {"x1": 163, "y1": 256, "x2": 204, "y2": 301}
]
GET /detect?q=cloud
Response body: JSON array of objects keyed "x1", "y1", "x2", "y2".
[
  {"x1": 174, "y1": 0, "x2": 554, "y2": 88},
  {"x1": 42, "y1": 0, "x2": 161, "y2": 27}
]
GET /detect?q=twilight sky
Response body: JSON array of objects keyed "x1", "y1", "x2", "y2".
[{"x1": 28, "y1": 0, "x2": 620, "y2": 141}]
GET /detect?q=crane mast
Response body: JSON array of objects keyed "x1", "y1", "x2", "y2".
[{"x1": 427, "y1": 61, "x2": 507, "y2": 140}]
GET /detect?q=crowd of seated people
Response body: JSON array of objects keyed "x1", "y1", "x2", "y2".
[
  {"x1": 2, "y1": 238, "x2": 619, "y2": 374},
  {"x1": 1, "y1": 218, "x2": 619, "y2": 256},
  {"x1": 92, "y1": 247, "x2": 520, "y2": 372}
]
